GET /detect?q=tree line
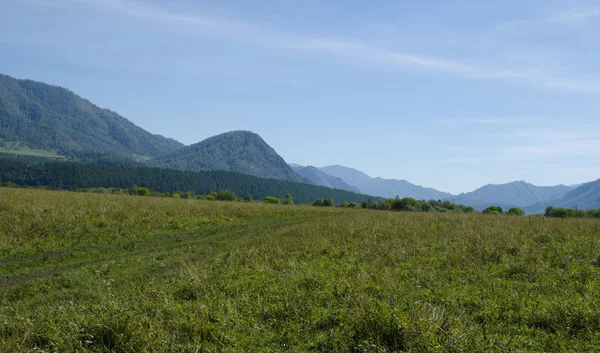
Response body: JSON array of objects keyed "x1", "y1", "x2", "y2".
[
  {"x1": 5, "y1": 177, "x2": 600, "y2": 219},
  {"x1": 0, "y1": 158, "x2": 378, "y2": 204},
  {"x1": 544, "y1": 206, "x2": 600, "y2": 219}
]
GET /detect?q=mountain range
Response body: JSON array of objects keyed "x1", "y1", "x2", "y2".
[
  {"x1": 524, "y1": 179, "x2": 600, "y2": 214},
  {"x1": 453, "y1": 181, "x2": 574, "y2": 211},
  {"x1": 295, "y1": 165, "x2": 581, "y2": 212},
  {"x1": 0, "y1": 73, "x2": 598, "y2": 212},
  {"x1": 294, "y1": 164, "x2": 454, "y2": 200}
]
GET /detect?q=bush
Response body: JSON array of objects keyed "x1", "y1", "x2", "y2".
[
  {"x1": 180, "y1": 191, "x2": 194, "y2": 199},
  {"x1": 244, "y1": 194, "x2": 254, "y2": 202},
  {"x1": 216, "y1": 190, "x2": 238, "y2": 201},
  {"x1": 283, "y1": 193, "x2": 294, "y2": 205},
  {"x1": 483, "y1": 206, "x2": 504, "y2": 214},
  {"x1": 507, "y1": 207, "x2": 525, "y2": 216},
  {"x1": 75, "y1": 188, "x2": 90, "y2": 193},
  {"x1": 136, "y1": 187, "x2": 151, "y2": 196},
  {"x1": 264, "y1": 196, "x2": 281, "y2": 204},
  {"x1": 2, "y1": 181, "x2": 17, "y2": 188}
]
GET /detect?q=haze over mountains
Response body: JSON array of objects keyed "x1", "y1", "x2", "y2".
[
  {"x1": 289, "y1": 165, "x2": 360, "y2": 193},
  {"x1": 294, "y1": 164, "x2": 575, "y2": 211},
  {"x1": 454, "y1": 181, "x2": 574, "y2": 210},
  {"x1": 525, "y1": 179, "x2": 600, "y2": 214},
  {"x1": 0, "y1": 73, "x2": 598, "y2": 212},
  {"x1": 295, "y1": 164, "x2": 453, "y2": 201}
]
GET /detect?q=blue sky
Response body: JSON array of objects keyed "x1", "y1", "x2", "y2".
[{"x1": 1, "y1": 0, "x2": 600, "y2": 193}]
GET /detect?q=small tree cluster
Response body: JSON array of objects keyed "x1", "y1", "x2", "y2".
[
  {"x1": 359, "y1": 198, "x2": 474, "y2": 213},
  {"x1": 482, "y1": 206, "x2": 504, "y2": 214},
  {"x1": 544, "y1": 206, "x2": 587, "y2": 218},
  {"x1": 263, "y1": 196, "x2": 281, "y2": 204},
  {"x1": 313, "y1": 198, "x2": 334, "y2": 207},
  {"x1": 507, "y1": 207, "x2": 525, "y2": 216}
]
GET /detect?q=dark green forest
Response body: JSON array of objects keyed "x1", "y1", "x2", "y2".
[{"x1": 0, "y1": 158, "x2": 378, "y2": 204}]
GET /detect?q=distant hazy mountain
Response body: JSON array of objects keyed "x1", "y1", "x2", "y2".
[
  {"x1": 148, "y1": 131, "x2": 305, "y2": 183},
  {"x1": 525, "y1": 179, "x2": 600, "y2": 214},
  {"x1": 291, "y1": 165, "x2": 361, "y2": 193},
  {"x1": 454, "y1": 181, "x2": 573, "y2": 211},
  {"x1": 358, "y1": 177, "x2": 454, "y2": 200},
  {"x1": 317, "y1": 165, "x2": 453, "y2": 200},
  {"x1": 0, "y1": 73, "x2": 183, "y2": 158},
  {"x1": 318, "y1": 165, "x2": 373, "y2": 187}
]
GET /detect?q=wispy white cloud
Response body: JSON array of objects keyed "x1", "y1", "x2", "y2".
[
  {"x1": 24, "y1": 0, "x2": 600, "y2": 94},
  {"x1": 501, "y1": 139, "x2": 600, "y2": 157},
  {"x1": 550, "y1": 6, "x2": 600, "y2": 24},
  {"x1": 446, "y1": 126, "x2": 600, "y2": 162},
  {"x1": 444, "y1": 157, "x2": 490, "y2": 165},
  {"x1": 439, "y1": 117, "x2": 549, "y2": 126},
  {"x1": 494, "y1": 3, "x2": 600, "y2": 30},
  {"x1": 488, "y1": 128, "x2": 597, "y2": 140}
]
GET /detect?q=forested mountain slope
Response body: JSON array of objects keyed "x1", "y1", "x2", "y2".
[
  {"x1": 525, "y1": 179, "x2": 600, "y2": 214},
  {"x1": 0, "y1": 74, "x2": 183, "y2": 158},
  {"x1": 147, "y1": 131, "x2": 305, "y2": 183}
]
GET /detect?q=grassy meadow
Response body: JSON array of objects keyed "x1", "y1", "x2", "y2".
[{"x1": 2, "y1": 188, "x2": 600, "y2": 352}]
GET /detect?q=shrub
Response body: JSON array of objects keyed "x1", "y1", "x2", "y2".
[
  {"x1": 483, "y1": 206, "x2": 504, "y2": 214},
  {"x1": 507, "y1": 207, "x2": 525, "y2": 216},
  {"x1": 75, "y1": 188, "x2": 90, "y2": 193},
  {"x1": 283, "y1": 193, "x2": 294, "y2": 205},
  {"x1": 136, "y1": 188, "x2": 151, "y2": 196},
  {"x1": 180, "y1": 191, "x2": 194, "y2": 199},
  {"x1": 216, "y1": 190, "x2": 238, "y2": 201},
  {"x1": 264, "y1": 196, "x2": 281, "y2": 204}
]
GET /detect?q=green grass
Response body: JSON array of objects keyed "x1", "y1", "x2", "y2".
[
  {"x1": 2, "y1": 188, "x2": 600, "y2": 352},
  {"x1": 0, "y1": 141, "x2": 66, "y2": 159}
]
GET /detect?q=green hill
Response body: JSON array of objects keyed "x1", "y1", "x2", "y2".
[
  {"x1": 148, "y1": 131, "x2": 305, "y2": 183},
  {"x1": 0, "y1": 74, "x2": 183, "y2": 158}
]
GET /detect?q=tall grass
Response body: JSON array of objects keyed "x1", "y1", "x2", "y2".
[{"x1": 1, "y1": 188, "x2": 600, "y2": 352}]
